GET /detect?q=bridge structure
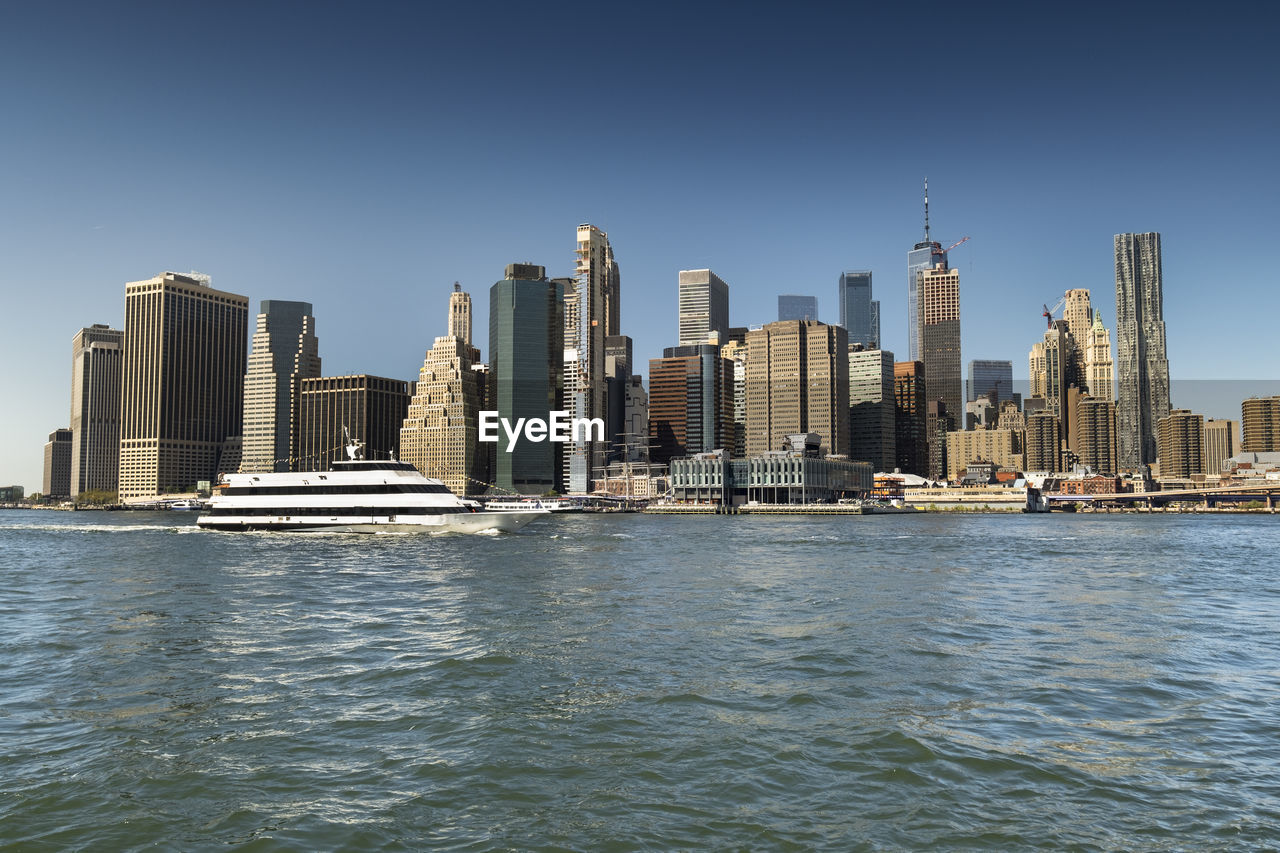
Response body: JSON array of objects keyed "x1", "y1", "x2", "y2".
[{"x1": 1046, "y1": 481, "x2": 1280, "y2": 510}]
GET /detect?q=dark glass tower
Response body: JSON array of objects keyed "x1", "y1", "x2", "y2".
[{"x1": 838, "y1": 271, "x2": 874, "y2": 347}]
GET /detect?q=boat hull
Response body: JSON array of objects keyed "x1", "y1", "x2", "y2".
[{"x1": 196, "y1": 510, "x2": 546, "y2": 534}]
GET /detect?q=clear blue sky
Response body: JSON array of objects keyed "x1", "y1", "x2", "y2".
[{"x1": 3, "y1": 2, "x2": 1277, "y2": 491}]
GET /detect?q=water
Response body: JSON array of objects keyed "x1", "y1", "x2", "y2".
[{"x1": 2, "y1": 510, "x2": 1279, "y2": 850}]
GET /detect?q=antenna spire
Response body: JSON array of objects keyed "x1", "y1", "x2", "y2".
[{"x1": 924, "y1": 177, "x2": 930, "y2": 242}]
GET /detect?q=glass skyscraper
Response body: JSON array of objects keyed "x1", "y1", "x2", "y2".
[
  {"x1": 838, "y1": 271, "x2": 874, "y2": 347},
  {"x1": 778, "y1": 294, "x2": 818, "y2": 322}
]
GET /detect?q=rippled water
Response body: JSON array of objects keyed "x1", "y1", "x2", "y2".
[{"x1": 2, "y1": 509, "x2": 1279, "y2": 850}]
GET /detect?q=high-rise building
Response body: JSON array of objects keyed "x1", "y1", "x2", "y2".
[
  {"x1": 917, "y1": 262, "x2": 962, "y2": 425},
  {"x1": 42, "y1": 428, "x2": 72, "y2": 498},
  {"x1": 907, "y1": 181, "x2": 947, "y2": 362},
  {"x1": 296, "y1": 375, "x2": 409, "y2": 471},
  {"x1": 623, "y1": 375, "x2": 648, "y2": 463},
  {"x1": 1241, "y1": 396, "x2": 1280, "y2": 452},
  {"x1": 966, "y1": 360, "x2": 1013, "y2": 405},
  {"x1": 488, "y1": 264, "x2": 563, "y2": 494},
  {"x1": 925, "y1": 399, "x2": 953, "y2": 480},
  {"x1": 721, "y1": 337, "x2": 748, "y2": 457},
  {"x1": 448, "y1": 282, "x2": 473, "y2": 345},
  {"x1": 604, "y1": 334, "x2": 633, "y2": 464},
  {"x1": 869, "y1": 300, "x2": 881, "y2": 349},
  {"x1": 1086, "y1": 311, "x2": 1115, "y2": 402},
  {"x1": 563, "y1": 224, "x2": 616, "y2": 492},
  {"x1": 1203, "y1": 418, "x2": 1237, "y2": 474},
  {"x1": 894, "y1": 361, "x2": 928, "y2": 476},
  {"x1": 401, "y1": 337, "x2": 486, "y2": 496},
  {"x1": 1115, "y1": 232, "x2": 1171, "y2": 470},
  {"x1": 838, "y1": 271, "x2": 874, "y2": 347},
  {"x1": 648, "y1": 344, "x2": 734, "y2": 464},
  {"x1": 240, "y1": 301, "x2": 321, "y2": 473},
  {"x1": 1062, "y1": 289, "x2": 1093, "y2": 349},
  {"x1": 946, "y1": 428, "x2": 1024, "y2": 482},
  {"x1": 1076, "y1": 396, "x2": 1118, "y2": 474},
  {"x1": 778, "y1": 295, "x2": 818, "y2": 322},
  {"x1": 1030, "y1": 321, "x2": 1079, "y2": 437},
  {"x1": 118, "y1": 272, "x2": 248, "y2": 501},
  {"x1": 849, "y1": 346, "x2": 895, "y2": 472},
  {"x1": 1157, "y1": 409, "x2": 1205, "y2": 479},
  {"x1": 69, "y1": 324, "x2": 123, "y2": 497},
  {"x1": 745, "y1": 321, "x2": 849, "y2": 456},
  {"x1": 1025, "y1": 411, "x2": 1062, "y2": 472},
  {"x1": 677, "y1": 269, "x2": 729, "y2": 347}
]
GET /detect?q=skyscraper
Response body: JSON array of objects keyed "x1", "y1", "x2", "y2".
[
  {"x1": 894, "y1": 361, "x2": 927, "y2": 476},
  {"x1": 869, "y1": 300, "x2": 881, "y2": 349},
  {"x1": 1076, "y1": 396, "x2": 1118, "y2": 474},
  {"x1": 241, "y1": 301, "x2": 320, "y2": 473},
  {"x1": 1062, "y1": 289, "x2": 1093, "y2": 348},
  {"x1": 43, "y1": 428, "x2": 72, "y2": 499},
  {"x1": 118, "y1": 272, "x2": 248, "y2": 501},
  {"x1": 564, "y1": 224, "x2": 617, "y2": 492},
  {"x1": 69, "y1": 324, "x2": 123, "y2": 497},
  {"x1": 966, "y1": 360, "x2": 1013, "y2": 405},
  {"x1": 1115, "y1": 232, "x2": 1171, "y2": 470},
  {"x1": 448, "y1": 282, "x2": 473, "y2": 345},
  {"x1": 647, "y1": 344, "x2": 733, "y2": 464},
  {"x1": 1086, "y1": 311, "x2": 1115, "y2": 402},
  {"x1": 401, "y1": 338, "x2": 486, "y2": 495},
  {"x1": 907, "y1": 181, "x2": 947, "y2": 362},
  {"x1": 1203, "y1": 418, "x2": 1237, "y2": 474},
  {"x1": 1156, "y1": 409, "x2": 1205, "y2": 479},
  {"x1": 849, "y1": 346, "x2": 895, "y2": 472},
  {"x1": 777, "y1": 295, "x2": 818, "y2": 322},
  {"x1": 677, "y1": 269, "x2": 729, "y2": 346},
  {"x1": 838, "y1": 271, "x2": 874, "y2": 347},
  {"x1": 488, "y1": 264, "x2": 562, "y2": 494},
  {"x1": 297, "y1": 375, "x2": 410, "y2": 472},
  {"x1": 745, "y1": 320, "x2": 848, "y2": 456},
  {"x1": 917, "y1": 262, "x2": 962, "y2": 429}
]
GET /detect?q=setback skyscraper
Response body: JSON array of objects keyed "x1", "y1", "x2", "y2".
[
  {"x1": 1114, "y1": 232, "x2": 1171, "y2": 470},
  {"x1": 677, "y1": 269, "x2": 729, "y2": 347},
  {"x1": 69, "y1": 324, "x2": 123, "y2": 497},
  {"x1": 240, "y1": 301, "x2": 321, "y2": 473},
  {"x1": 118, "y1": 272, "x2": 248, "y2": 501}
]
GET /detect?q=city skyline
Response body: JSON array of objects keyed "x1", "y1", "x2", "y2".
[{"x1": 2, "y1": 4, "x2": 1278, "y2": 490}]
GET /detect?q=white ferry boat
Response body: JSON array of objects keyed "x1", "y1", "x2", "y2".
[
  {"x1": 197, "y1": 437, "x2": 546, "y2": 534},
  {"x1": 484, "y1": 497, "x2": 583, "y2": 513}
]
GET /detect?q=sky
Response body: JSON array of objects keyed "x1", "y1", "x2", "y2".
[{"x1": 2, "y1": 1, "x2": 1277, "y2": 491}]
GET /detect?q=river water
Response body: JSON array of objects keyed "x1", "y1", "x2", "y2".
[{"x1": 2, "y1": 509, "x2": 1278, "y2": 850}]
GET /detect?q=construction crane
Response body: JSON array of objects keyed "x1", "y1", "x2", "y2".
[
  {"x1": 1042, "y1": 296, "x2": 1066, "y2": 329},
  {"x1": 933, "y1": 236, "x2": 970, "y2": 256}
]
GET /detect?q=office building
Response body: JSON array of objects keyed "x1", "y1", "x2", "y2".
[
  {"x1": 917, "y1": 262, "x2": 963, "y2": 426},
  {"x1": 907, "y1": 181, "x2": 946, "y2": 361},
  {"x1": 721, "y1": 337, "x2": 748, "y2": 457},
  {"x1": 869, "y1": 300, "x2": 881, "y2": 349},
  {"x1": 401, "y1": 336, "x2": 486, "y2": 496},
  {"x1": 69, "y1": 324, "x2": 123, "y2": 497},
  {"x1": 563, "y1": 224, "x2": 617, "y2": 492},
  {"x1": 1062, "y1": 289, "x2": 1093, "y2": 349},
  {"x1": 43, "y1": 428, "x2": 72, "y2": 498},
  {"x1": 1241, "y1": 396, "x2": 1280, "y2": 452},
  {"x1": 118, "y1": 272, "x2": 248, "y2": 501},
  {"x1": 1030, "y1": 320, "x2": 1079, "y2": 438},
  {"x1": 1115, "y1": 232, "x2": 1172, "y2": 470},
  {"x1": 1086, "y1": 311, "x2": 1115, "y2": 401},
  {"x1": 745, "y1": 320, "x2": 848, "y2": 457},
  {"x1": 925, "y1": 399, "x2": 952, "y2": 480},
  {"x1": 946, "y1": 428, "x2": 1024, "y2": 482},
  {"x1": 648, "y1": 344, "x2": 734, "y2": 464},
  {"x1": 1076, "y1": 396, "x2": 1118, "y2": 474},
  {"x1": 849, "y1": 346, "x2": 895, "y2": 472},
  {"x1": 623, "y1": 375, "x2": 648, "y2": 463},
  {"x1": 894, "y1": 361, "x2": 928, "y2": 476},
  {"x1": 1203, "y1": 418, "x2": 1237, "y2": 474},
  {"x1": 778, "y1": 294, "x2": 818, "y2": 322},
  {"x1": 838, "y1": 271, "x2": 874, "y2": 347},
  {"x1": 966, "y1": 359, "x2": 1013, "y2": 405},
  {"x1": 448, "y1": 282, "x2": 472, "y2": 345},
  {"x1": 677, "y1": 269, "x2": 729, "y2": 346},
  {"x1": 241, "y1": 301, "x2": 321, "y2": 473},
  {"x1": 1157, "y1": 409, "x2": 1205, "y2": 479},
  {"x1": 488, "y1": 264, "x2": 563, "y2": 494},
  {"x1": 296, "y1": 375, "x2": 409, "y2": 471},
  {"x1": 1025, "y1": 411, "x2": 1062, "y2": 472}
]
